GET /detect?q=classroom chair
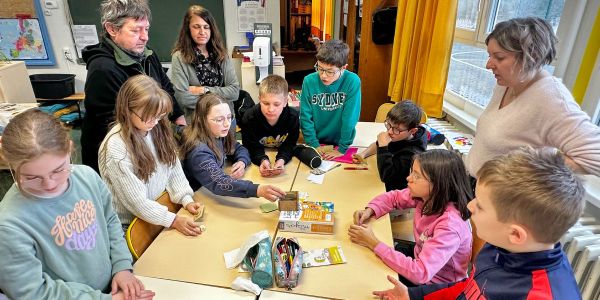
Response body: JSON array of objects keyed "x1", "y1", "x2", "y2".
[
  {"x1": 374, "y1": 102, "x2": 428, "y2": 123},
  {"x1": 126, "y1": 191, "x2": 182, "y2": 260}
]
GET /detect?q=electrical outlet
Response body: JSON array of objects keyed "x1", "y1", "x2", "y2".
[
  {"x1": 62, "y1": 47, "x2": 73, "y2": 61},
  {"x1": 44, "y1": 0, "x2": 59, "y2": 9}
]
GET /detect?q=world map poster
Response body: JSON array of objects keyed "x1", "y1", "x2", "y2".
[{"x1": 0, "y1": 18, "x2": 48, "y2": 60}]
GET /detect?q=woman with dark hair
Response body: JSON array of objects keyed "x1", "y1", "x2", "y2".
[
  {"x1": 168, "y1": 5, "x2": 240, "y2": 120},
  {"x1": 465, "y1": 17, "x2": 600, "y2": 177}
]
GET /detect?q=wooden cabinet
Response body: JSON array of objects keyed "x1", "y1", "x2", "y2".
[{"x1": 342, "y1": 0, "x2": 395, "y2": 121}]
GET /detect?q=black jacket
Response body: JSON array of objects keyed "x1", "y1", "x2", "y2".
[
  {"x1": 81, "y1": 37, "x2": 183, "y2": 172},
  {"x1": 239, "y1": 104, "x2": 300, "y2": 166},
  {"x1": 377, "y1": 126, "x2": 427, "y2": 191}
]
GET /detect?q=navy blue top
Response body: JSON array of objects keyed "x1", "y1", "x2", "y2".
[{"x1": 183, "y1": 138, "x2": 258, "y2": 198}]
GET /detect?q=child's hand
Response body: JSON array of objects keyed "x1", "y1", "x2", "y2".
[
  {"x1": 170, "y1": 215, "x2": 202, "y2": 236},
  {"x1": 377, "y1": 132, "x2": 392, "y2": 147},
  {"x1": 111, "y1": 270, "x2": 153, "y2": 300},
  {"x1": 353, "y1": 208, "x2": 375, "y2": 225},
  {"x1": 348, "y1": 224, "x2": 380, "y2": 250},
  {"x1": 259, "y1": 159, "x2": 272, "y2": 177},
  {"x1": 230, "y1": 161, "x2": 246, "y2": 179},
  {"x1": 270, "y1": 159, "x2": 285, "y2": 176},
  {"x1": 352, "y1": 153, "x2": 366, "y2": 164},
  {"x1": 372, "y1": 275, "x2": 409, "y2": 300},
  {"x1": 185, "y1": 202, "x2": 203, "y2": 215},
  {"x1": 322, "y1": 149, "x2": 343, "y2": 160},
  {"x1": 316, "y1": 145, "x2": 333, "y2": 155},
  {"x1": 112, "y1": 290, "x2": 156, "y2": 300},
  {"x1": 257, "y1": 184, "x2": 286, "y2": 202}
]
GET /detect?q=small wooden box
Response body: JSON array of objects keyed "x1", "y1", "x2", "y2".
[{"x1": 278, "y1": 191, "x2": 299, "y2": 211}]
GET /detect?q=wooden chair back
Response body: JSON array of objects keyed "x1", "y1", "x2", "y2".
[
  {"x1": 125, "y1": 191, "x2": 182, "y2": 259},
  {"x1": 374, "y1": 102, "x2": 428, "y2": 123}
]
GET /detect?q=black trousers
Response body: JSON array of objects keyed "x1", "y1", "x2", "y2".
[{"x1": 394, "y1": 239, "x2": 417, "y2": 287}]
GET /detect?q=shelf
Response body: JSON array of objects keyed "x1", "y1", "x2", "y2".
[{"x1": 291, "y1": 13, "x2": 311, "y2": 16}]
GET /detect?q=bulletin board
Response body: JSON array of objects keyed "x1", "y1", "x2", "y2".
[
  {"x1": 0, "y1": 0, "x2": 56, "y2": 65},
  {"x1": 66, "y1": 0, "x2": 226, "y2": 62}
]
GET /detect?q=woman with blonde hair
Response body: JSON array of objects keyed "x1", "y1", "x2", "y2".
[
  {"x1": 168, "y1": 5, "x2": 240, "y2": 120},
  {"x1": 99, "y1": 74, "x2": 203, "y2": 236},
  {"x1": 465, "y1": 17, "x2": 600, "y2": 178}
]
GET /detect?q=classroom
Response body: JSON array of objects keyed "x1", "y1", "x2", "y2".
[{"x1": 1, "y1": 0, "x2": 600, "y2": 299}]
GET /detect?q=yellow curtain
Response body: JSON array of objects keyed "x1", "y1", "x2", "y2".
[
  {"x1": 388, "y1": 0, "x2": 458, "y2": 118},
  {"x1": 311, "y1": 0, "x2": 334, "y2": 40},
  {"x1": 312, "y1": 0, "x2": 322, "y2": 37}
]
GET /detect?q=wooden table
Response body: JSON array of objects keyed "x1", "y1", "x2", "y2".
[
  {"x1": 134, "y1": 132, "x2": 397, "y2": 299},
  {"x1": 137, "y1": 276, "x2": 255, "y2": 299},
  {"x1": 271, "y1": 155, "x2": 395, "y2": 299},
  {"x1": 134, "y1": 154, "x2": 301, "y2": 288}
]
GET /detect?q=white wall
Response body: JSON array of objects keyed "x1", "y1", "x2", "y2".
[
  {"x1": 28, "y1": 0, "x2": 282, "y2": 92},
  {"x1": 28, "y1": 0, "x2": 87, "y2": 92}
]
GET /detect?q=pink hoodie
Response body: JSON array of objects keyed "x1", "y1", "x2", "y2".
[{"x1": 368, "y1": 188, "x2": 472, "y2": 284}]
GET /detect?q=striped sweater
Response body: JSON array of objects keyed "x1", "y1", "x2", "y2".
[{"x1": 99, "y1": 124, "x2": 194, "y2": 227}]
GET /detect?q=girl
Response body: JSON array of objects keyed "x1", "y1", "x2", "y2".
[
  {"x1": 168, "y1": 5, "x2": 240, "y2": 120},
  {"x1": 180, "y1": 93, "x2": 286, "y2": 201},
  {"x1": 99, "y1": 75, "x2": 203, "y2": 236},
  {"x1": 0, "y1": 109, "x2": 153, "y2": 300},
  {"x1": 349, "y1": 149, "x2": 472, "y2": 286}
]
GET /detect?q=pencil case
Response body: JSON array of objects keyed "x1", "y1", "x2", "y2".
[
  {"x1": 272, "y1": 237, "x2": 303, "y2": 290},
  {"x1": 243, "y1": 237, "x2": 273, "y2": 288}
]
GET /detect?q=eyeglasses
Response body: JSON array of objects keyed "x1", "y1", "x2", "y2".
[
  {"x1": 384, "y1": 120, "x2": 410, "y2": 135},
  {"x1": 314, "y1": 62, "x2": 341, "y2": 77},
  {"x1": 131, "y1": 110, "x2": 166, "y2": 125},
  {"x1": 408, "y1": 168, "x2": 428, "y2": 182},
  {"x1": 209, "y1": 114, "x2": 233, "y2": 125},
  {"x1": 18, "y1": 165, "x2": 73, "y2": 189}
]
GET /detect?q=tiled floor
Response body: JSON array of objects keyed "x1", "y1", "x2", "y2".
[{"x1": 0, "y1": 127, "x2": 81, "y2": 200}]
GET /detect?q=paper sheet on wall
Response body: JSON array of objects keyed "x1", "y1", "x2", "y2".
[
  {"x1": 237, "y1": 0, "x2": 267, "y2": 32},
  {"x1": 71, "y1": 25, "x2": 99, "y2": 58}
]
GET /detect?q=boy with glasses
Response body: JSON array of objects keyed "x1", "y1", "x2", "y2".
[
  {"x1": 354, "y1": 101, "x2": 427, "y2": 191},
  {"x1": 299, "y1": 40, "x2": 361, "y2": 160}
]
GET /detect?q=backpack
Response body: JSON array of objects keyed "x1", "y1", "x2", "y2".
[
  {"x1": 234, "y1": 90, "x2": 255, "y2": 121},
  {"x1": 372, "y1": 6, "x2": 397, "y2": 45}
]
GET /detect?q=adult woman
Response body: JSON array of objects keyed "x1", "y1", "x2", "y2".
[
  {"x1": 465, "y1": 17, "x2": 600, "y2": 177},
  {"x1": 168, "y1": 5, "x2": 240, "y2": 120},
  {"x1": 82, "y1": 0, "x2": 186, "y2": 173}
]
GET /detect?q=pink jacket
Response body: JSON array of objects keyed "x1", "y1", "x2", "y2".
[{"x1": 368, "y1": 188, "x2": 472, "y2": 284}]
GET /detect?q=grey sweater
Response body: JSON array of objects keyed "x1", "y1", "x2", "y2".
[{"x1": 168, "y1": 51, "x2": 240, "y2": 120}]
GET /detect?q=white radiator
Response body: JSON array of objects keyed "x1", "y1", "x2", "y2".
[{"x1": 562, "y1": 219, "x2": 600, "y2": 299}]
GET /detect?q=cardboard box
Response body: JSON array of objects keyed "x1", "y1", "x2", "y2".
[
  {"x1": 278, "y1": 191, "x2": 299, "y2": 211},
  {"x1": 278, "y1": 200, "x2": 334, "y2": 234}
]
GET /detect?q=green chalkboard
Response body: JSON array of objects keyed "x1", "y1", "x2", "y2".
[{"x1": 66, "y1": 0, "x2": 226, "y2": 62}]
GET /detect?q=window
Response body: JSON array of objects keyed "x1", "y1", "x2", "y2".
[{"x1": 446, "y1": 0, "x2": 565, "y2": 110}]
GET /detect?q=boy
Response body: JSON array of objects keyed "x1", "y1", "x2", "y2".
[
  {"x1": 353, "y1": 101, "x2": 427, "y2": 191},
  {"x1": 240, "y1": 75, "x2": 299, "y2": 177},
  {"x1": 300, "y1": 40, "x2": 361, "y2": 160},
  {"x1": 373, "y1": 147, "x2": 584, "y2": 299}
]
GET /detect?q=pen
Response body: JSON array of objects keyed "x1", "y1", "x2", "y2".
[{"x1": 344, "y1": 167, "x2": 369, "y2": 170}]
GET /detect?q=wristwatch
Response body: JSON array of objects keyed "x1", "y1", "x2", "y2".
[{"x1": 204, "y1": 87, "x2": 211, "y2": 94}]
